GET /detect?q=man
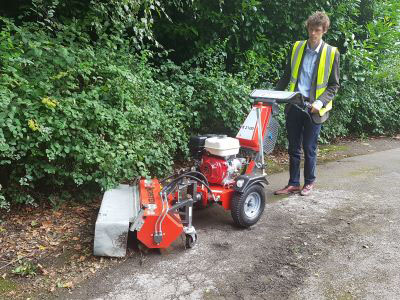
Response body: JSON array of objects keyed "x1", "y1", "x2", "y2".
[{"x1": 274, "y1": 11, "x2": 340, "y2": 196}]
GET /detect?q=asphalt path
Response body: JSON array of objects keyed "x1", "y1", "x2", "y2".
[{"x1": 61, "y1": 147, "x2": 400, "y2": 300}]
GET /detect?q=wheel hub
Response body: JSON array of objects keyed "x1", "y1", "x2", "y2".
[{"x1": 244, "y1": 192, "x2": 261, "y2": 219}]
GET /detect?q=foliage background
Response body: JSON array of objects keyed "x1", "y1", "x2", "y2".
[{"x1": 0, "y1": 0, "x2": 399, "y2": 208}]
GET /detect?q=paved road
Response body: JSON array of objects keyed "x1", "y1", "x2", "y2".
[{"x1": 62, "y1": 148, "x2": 400, "y2": 300}]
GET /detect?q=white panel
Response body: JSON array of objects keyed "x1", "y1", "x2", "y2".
[
  {"x1": 250, "y1": 89, "x2": 298, "y2": 99},
  {"x1": 94, "y1": 184, "x2": 140, "y2": 257},
  {"x1": 236, "y1": 108, "x2": 257, "y2": 140}
]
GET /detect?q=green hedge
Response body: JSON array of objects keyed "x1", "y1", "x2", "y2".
[{"x1": 0, "y1": 19, "x2": 252, "y2": 209}]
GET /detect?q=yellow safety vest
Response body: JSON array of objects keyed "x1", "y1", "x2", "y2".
[{"x1": 289, "y1": 40, "x2": 338, "y2": 116}]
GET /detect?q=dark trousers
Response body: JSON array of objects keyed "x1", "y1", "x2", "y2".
[{"x1": 286, "y1": 106, "x2": 321, "y2": 186}]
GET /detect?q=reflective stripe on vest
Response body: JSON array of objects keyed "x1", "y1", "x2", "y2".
[
  {"x1": 317, "y1": 45, "x2": 337, "y2": 116},
  {"x1": 289, "y1": 41, "x2": 307, "y2": 92},
  {"x1": 290, "y1": 41, "x2": 337, "y2": 116}
]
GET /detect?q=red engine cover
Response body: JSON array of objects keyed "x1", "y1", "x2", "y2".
[{"x1": 200, "y1": 154, "x2": 228, "y2": 185}]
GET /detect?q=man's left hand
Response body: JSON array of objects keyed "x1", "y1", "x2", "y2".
[{"x1": 311, "y1": 100, "x2": 323, "y2": 114}]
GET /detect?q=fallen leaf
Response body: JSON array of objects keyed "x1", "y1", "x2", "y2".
[
  {"x1": 72, "y1": 236, "x2": 80, "y2": 241},
  {"x1": 62, "y1": 281, "x2": 73, "y2": 288},
  {"x1": 53, "y1": 211, "x2": 62, "y2": 218},
  {"x1": 37, "y1": 264, "x2": 48, "y2": 275},
  {"x1": 2, "y1": 273, "x2": 6, "y2": 279},
  {"x1": 41, "y1": 221, "x2": 52, "y2": 229}
]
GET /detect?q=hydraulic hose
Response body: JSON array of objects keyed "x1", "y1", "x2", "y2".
[
  {"x1": 160, "y1": 170, "x2": 209, "y2": 187},
  {"x1": 155, "y1": 172, "x2": 211, "y2": 242},
  {"x1": 162, "y1": 174, "x2": 216, "y2": 202},
  {"x1": 183, "y1": 171, "x2": 209, "y2": 186}
]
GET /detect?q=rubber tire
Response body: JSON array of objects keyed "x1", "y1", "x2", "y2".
[
  {"x1": 231, "y1": 184, "x2": 266, "y2": 228},
  {"x1": 185, "y1": 233, "x2": 197, "y2": 248}
]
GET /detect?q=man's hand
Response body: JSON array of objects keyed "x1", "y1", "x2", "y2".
[{"x1": 311, "y1": 100, "x2": 323, "y2": 114}]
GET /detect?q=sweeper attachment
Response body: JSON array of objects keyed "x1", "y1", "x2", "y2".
[{"x1": 94, "y1": 90, "x2": 305, "y2": 257}]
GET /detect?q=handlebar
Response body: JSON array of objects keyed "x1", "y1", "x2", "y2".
[
  {"x1": 251, "y1": 90, "x2": 305, "y2": 106},
  {"x1": 250, "y1": 89, "x2": 317, "y2": 123}
]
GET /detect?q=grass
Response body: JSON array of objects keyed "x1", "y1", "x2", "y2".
[
  {"x1": 0, "y1": 278, "x2": 17, "y2": 296},
  {"x1": 318, "y1": 145, "x2": 349, "y2": 156},
  {"x1": 266, "y1": 158, "x2": 286, "y2": 174}
]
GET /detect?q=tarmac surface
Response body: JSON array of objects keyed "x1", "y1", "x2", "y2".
[{"x1": 60, "y1": 145, "x2": 400, "y2": 300}]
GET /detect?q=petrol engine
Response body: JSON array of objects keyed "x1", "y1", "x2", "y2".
[{"x1": 189, "y1": 135, "x2": 245, "y2": 186}]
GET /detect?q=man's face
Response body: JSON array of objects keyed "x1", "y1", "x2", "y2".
[{"x1": 307, "y1": 25, "x2": 326, "y2": 45}]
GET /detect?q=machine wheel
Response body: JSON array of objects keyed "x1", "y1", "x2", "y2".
[
  {"x1": 231, "y1": 184, "x2": 266, "y2": 228},
  {"x1": 185, "y1": 233, "x2": 197, "y2": 248}
]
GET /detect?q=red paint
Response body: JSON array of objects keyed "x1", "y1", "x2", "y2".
[
  {"x1": 200, "y1": 154, "x2": 229, "y2": 185},
  {"x1": 136, "y1": 179, "x2": 183, "y2": 249},
  {"x1": 245, "y1": 160, "x2": 255, "y2": 175},
  {"x1": 210, "y1": 185, "x2": 235, "y2": 210}
]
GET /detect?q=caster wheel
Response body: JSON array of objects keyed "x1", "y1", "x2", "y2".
[{"x1": 185, "y1": 233, "x2": 197, "y2": 248}]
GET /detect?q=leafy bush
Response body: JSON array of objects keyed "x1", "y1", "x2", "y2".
[
  {"x1": 0, "y1": 19, "x2": 182, "y2": 206},
  {"x1": 329, "y1": 55, "x2": 400, "y2": 138},
  {"x1": 12, "y1": 260, "x2": 38, "y2": 277},
  {"x1": 162, "y1": 42, "x2": 252, "y2": 135},
  {"x1": 0, "y1": 18, "x2": 251, "y2": 208},
  {"x1": 320, "y1": 0, "x2": 400, "y2": 141}
]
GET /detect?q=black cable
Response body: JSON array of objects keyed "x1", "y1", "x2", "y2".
[
  {"x1": 178, "y1": 175, "x2": 214, "y2": 198},
  {"x1": 183, "y1": 171, "x2": 209, "y2": 186},
  {"x1": 162, "y1": 174, "x2": 190, "y2": 194},
  {"x1": 162, "y1": 174, "x2": 216, "y2": 201},
  {"x1": 160, "y1": 170, "x2": 209, "y2": 187},
  {"x1": 160, "y1": 173, "x2": 179, "y2": 185}
]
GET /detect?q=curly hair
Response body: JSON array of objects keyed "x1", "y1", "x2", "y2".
[{"x1": 305, "y1": 11, "x2": 330, "y2": 31}]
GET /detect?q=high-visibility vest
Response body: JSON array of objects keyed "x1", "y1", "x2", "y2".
[{"x1": 289, "y1": 40, "x2": 338, "y2": 116}]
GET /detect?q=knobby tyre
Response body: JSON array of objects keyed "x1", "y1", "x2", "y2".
[{"x1": 231, "y1": 184, "x2": 266, "y2": 228}]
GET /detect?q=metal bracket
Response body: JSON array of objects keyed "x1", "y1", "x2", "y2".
[
  {"x1": 153, "y1": 232, "x2": 163, "y2": 244},
  {"x1": 168, "y1": 198, "x2": 194, "y2": 213},
  {"x1": 129, "y1": 209, "x2": 145, "y2": 232},
  {"x1": 183, "y1": 225, "x2": 196, "y2": 235}
]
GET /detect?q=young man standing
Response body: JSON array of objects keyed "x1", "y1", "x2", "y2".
[{"x1": 274, "y1": 11, "x2": 340, "y2": 196}]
